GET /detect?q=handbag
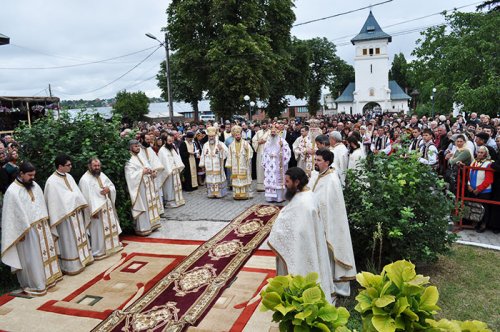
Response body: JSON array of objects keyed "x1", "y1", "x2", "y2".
[{"x1": 462, "y1": 201, "x2": 485, "y2": 223}]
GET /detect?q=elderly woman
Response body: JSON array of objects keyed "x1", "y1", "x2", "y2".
[{"x1": 468, "y1": 146, "x2": 494, "y2": 232}]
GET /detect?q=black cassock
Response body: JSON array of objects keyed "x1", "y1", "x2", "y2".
[{"x1": 179, "y1": 141, "x2": 198, "y2": 191}]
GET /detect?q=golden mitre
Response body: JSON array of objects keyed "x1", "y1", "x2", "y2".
[
  {"x1": 231, "y1": 125, "x2": 242, "y2": 135},
  {"x1": 206, "y1": 126, "x2": 217, "y2": 136},
  {"x1": 308, "y1": 118, "x2": 321, "y2": 128}
]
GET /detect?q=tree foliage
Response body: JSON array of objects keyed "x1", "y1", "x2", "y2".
[
  {"x1": 112, "y1": 90, "x2": 150, "y2": 124},
  {"x1": 344, "y1": 150, "x2": 456, "y2": 267},
  {"x1": 410, "y1": 10, "x2": 500, "y2": 116},
  {"x1": 15, "y1": 112, "x2": 134, "y2": 233},
  {"x1": 389, "y1": 53, "x2": 410, "y2": 92}
]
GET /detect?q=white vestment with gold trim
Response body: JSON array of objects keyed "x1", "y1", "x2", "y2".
[
  {"x1": 1, "y1": 180, "x2": 62, "y2": 295},
  {"x1": 199, "y1": 141, "x2": 228, "y2": 198},
  {"x1": 309, "y1": 169, "x2": 357, "y2": 296},
  {"x1": 268, "y1": 190, "x2": 333, "y2": 303},
  {"x1": 226, "y1": 139, "x2": 253, "y2": 199},
  {"x1": 252, "y1": 129, "x2": 270, "y2": 191},
  {"x1": 125, "y1": 153, "x2": 161, "y2": 235},
  {"x1": 140, "y1": 146, "x2": 165, "y2": 215},
  {"x1": 44, "y1": 172, "x2": 93, "y2": 275},
  {"x1": 157, "y1": 146, "x2": 185, "y2": 207},
  {"x1": 79, "y1": 171, "x2": 123, "y2": 260}
]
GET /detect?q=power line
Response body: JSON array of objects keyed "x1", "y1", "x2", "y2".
[
  {"x1": 0, "y1": 46, "x2": 159, "y2": 70},
  {"x1": 55, "y1": 46, "x2": 161, "y2": 96},
  {"x1": 293, "y1": 0, "x2": 393, "y2": 27},
  {"x1": 330, "y1": 1, "x2": 482, "y2": 42}
]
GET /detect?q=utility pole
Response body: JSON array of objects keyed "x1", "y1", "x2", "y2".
[{"x1": 164, "y1": 31, "x2": 174, "y2": 123}]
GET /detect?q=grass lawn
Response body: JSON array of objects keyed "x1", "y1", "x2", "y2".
[{"x1": 338, "y1": 244, "x2": 500, "y2": 331}]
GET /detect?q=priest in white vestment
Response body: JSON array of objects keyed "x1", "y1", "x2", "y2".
[
  {"x1": 251, "y1": 121, "x2": 270, "y2": 191},
  {"x1": 309, "y1": 148, "x2": 357, "y2": 297},
  {"x1": 199, "y1": 127, "x2": 228, "y2": 198},
  {"x1": 78, "y1": 158, "x2": 123, "y2": 260},
  {"x1": 268, "y1": 167, "x2": 334, "y2": 303},
  {"x1": 329, "y1": 131, "x2": 349, "y2": 186},
  {"x1": 226, "y1": 125, "x2": 253, "y2": 199},
  {"x1": 262, "y1": 124, "x2": 291, "y2": 203},
  {"x1": 44, "y1": 155, "x2": 93, "y2": 275},
  {"x1": 125, "y1": 140, "x2": 162, "y2": 236},
  {"x1": 157, "y1": 135, "x2": 186, "y2": 208},
  {"x1": 292, "y1": 126, "x2": 314, "y2": 176},
  {"x1": 139, "y1": 134, "x2": 165, "y2": 215},
  {"x1": 1, "y1": 162, "x2": 63, "y2": 295}
]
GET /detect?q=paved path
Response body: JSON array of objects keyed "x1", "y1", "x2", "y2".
[{"x1": 150, "y1": 186, "x2": 500, "y2": 250}]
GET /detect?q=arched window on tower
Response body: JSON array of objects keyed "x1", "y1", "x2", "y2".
[
  {"x1": 370, "y1": 64, "x2": 373, "y2": 73},
  {"x1": 369, "y1": 88, "x2": 375, "y2": 96}
]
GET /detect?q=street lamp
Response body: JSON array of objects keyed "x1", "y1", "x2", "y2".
[
  {"x1": 243, "y1": 95, "x2": 250, "y2": 120},
  {"x1": 146, "y1": 32, "x2": 174, "y2": 123},
  {"x1": 431, "y1": 87, "x2": 437, "y2": 119},
  {"x1": 249, "y1": 101, "x2": 255, "y2": 121}
]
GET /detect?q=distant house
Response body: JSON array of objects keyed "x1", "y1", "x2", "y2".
[
  {"x1": 335, "y1": 11, "x2": 410, "y2": 115},
  {"x1": 0, "y1": 96, "x2": 60, "y2": 133}
]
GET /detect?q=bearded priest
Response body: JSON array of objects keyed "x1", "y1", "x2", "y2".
[
  {"x1": 226, "y1": 125, "x2": 253, "y2": 199},
  {"x1": 268, "y1": 167, "x2": 334, "y2": 303},
  {"x1": 1, "y1": 162, "x2": 63, "y2": 296},
  {"x1": 262, "y1": 124, "x2": 291, "y2": 203},
  {"x1": 125, "y1": 140, "x2": 162, "y2": 236},
  {"x1": 44, "y1": 154, "x2": 93, "y2": 275},
  {"x1": 199, "y1": 126, "x2": 228, "y2": 198},
  {"x1": 309, "y1": 148, "x2": 356, "y2": 297},
  {"x1": 79, "y1": 158, "x2": 123, "y2": 260},
  {"x1": 157, "y1": 134, "x2": 185, "y2": 208}
]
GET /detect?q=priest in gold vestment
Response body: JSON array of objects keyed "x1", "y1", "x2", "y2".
[
  {"x1": 199, "y1": 127, "x2": 228, "y2": 198},
  {"x1": 226, "y1": 125, "x2": 253, "y2": 199},
  {"x1": 251, "y1": 121, "x2": 270, "y2": 191},
  {"x1": 1, "y1": 162, "x2": 62, "y2": 295}
]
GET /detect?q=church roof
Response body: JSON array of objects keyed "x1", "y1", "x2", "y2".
[
  {"x1": 351, "y1": 11, "x2": 392, "y2": 44},
  {"x1": 334, "y1": 80, "x2": 411, "y2": 103},
  {"x1": 389, "y1": 80, "x2": 411, "y2": 100},
  {"x1": 334, "y1": 82, "x2": 355, "y2": 103}
]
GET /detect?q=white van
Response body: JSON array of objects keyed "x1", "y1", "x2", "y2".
[{"x1": 200, "y1": 114, "x2": 215, "y2": 121}]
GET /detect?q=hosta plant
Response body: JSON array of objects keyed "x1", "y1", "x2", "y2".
[
  {"x1": 260, "y1": 272, "x2": 351, "y2": 332},
  {"x1": 355, "y1": 260, "x2": 440, "y2": 332},
  {"x1": 425, "y1": 318, "x2": 492, "y2": 332}
]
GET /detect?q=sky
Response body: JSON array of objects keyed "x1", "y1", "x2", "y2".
[{"x1": 0, "y1": 0, "x2": 481, "y2": 101}]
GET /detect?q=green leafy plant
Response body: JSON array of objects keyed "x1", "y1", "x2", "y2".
[
  {"x1": 355, "y1": 260, "x2": 440, "y2": 332},
  {"x1": 426, "y1": 318, "x2": 492, "y2": 332},
  {"x1": 15, "y1": 111, "x2": 134, "y2": 232},
  {"x1": 344, "y1": 150, "x2": 457, "y2": 266},
  {"x1": 260, "y1": 272, "x2": 351, "y2": 332}
]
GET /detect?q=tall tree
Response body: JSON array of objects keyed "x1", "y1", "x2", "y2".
[
  {"x1": 303, "y1": 38, "x2": 340, "y2": 116},
  {"x1": 166, "y1": 0, "x2": 213, "y2": 122},
  {"x1": 328, "y1": 60, "x2": 354, "y2": 98},
  {"x1": 112, "y1": 90, "x2": 149, "y2": 124},
  {"x1": 389, "y1": 52, "x2": 409, "y2": 91},
  {"x1": 411, "y1": 10, "x2": 499, "y2": 116}
]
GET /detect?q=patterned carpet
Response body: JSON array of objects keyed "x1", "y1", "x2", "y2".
[{"x1": 0, "y1": 205, "x2": 280, "y2": 332}]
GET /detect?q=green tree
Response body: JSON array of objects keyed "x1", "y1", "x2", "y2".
[
  {"x1": 411, "y1": 10, "x2": 500, "y2": 116},
  {"x1": 328, "y1": 60, "x2": 354, "y2": 98},
  {"x1": 389, "y1": 52, "x2": 410, "y2": 91},
  {"x1": 15, "y1": 112, "x2": 134, "y2": 233},
  {"x1": 165, "y1": 0, "x2": 296, "y2": 121},
  {"x1": 112, "y1": 90, "x2": 150, "y2": 123},
  {"x1": 303, "y1": 38, "x2": 340, "y2": 116}
]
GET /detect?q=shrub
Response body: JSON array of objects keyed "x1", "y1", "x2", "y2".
[
  {"x1": 260, "y1": 272, "x2": 351, "y2": 332},
  {"x1": 355, "y1": 260, "x2": 440, "y2": 331},
  {"x1": 15, "y1": 111, "x2": 134, "y2": 233},
  {"x1": 344, "y1": 150, "x2": 456, "y2": 268},
  {"x1": 354, "y1": 260, "x2": 492, "y2": 332}
]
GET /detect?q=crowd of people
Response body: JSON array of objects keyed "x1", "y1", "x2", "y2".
[{"x1": 1, "y1": 110, "x2": 499, "y2": 299}]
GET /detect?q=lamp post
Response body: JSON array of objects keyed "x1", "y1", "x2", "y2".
[
  {"x1": 243, "y1": 95, "x2": 250, "y2": 120},
  {"x1": 249, "y1": 101, "x2": 255, "y2": 121},
  {"x1": 146, "y1": 32, "x2": 174, "y2": 123},
  {"x1": 431, "y1": 87, "x2": 436, "y2": 119}
]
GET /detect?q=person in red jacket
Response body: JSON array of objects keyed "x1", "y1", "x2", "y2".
[{"x1": 468, "y1": 146, "x2": 494, "y2": 233}]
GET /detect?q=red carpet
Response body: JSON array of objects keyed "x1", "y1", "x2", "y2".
[{"x1": 93, "y1": 204, "x2": 281, "y2": 332}]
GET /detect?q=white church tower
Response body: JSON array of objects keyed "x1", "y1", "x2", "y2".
[{"x1": 336, "y1": 11, "x2": 410, "y2": 115}]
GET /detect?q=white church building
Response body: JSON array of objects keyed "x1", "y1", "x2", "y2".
[{"x1": 335, "y1": 11, "x2": 411, "y2": 115}]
